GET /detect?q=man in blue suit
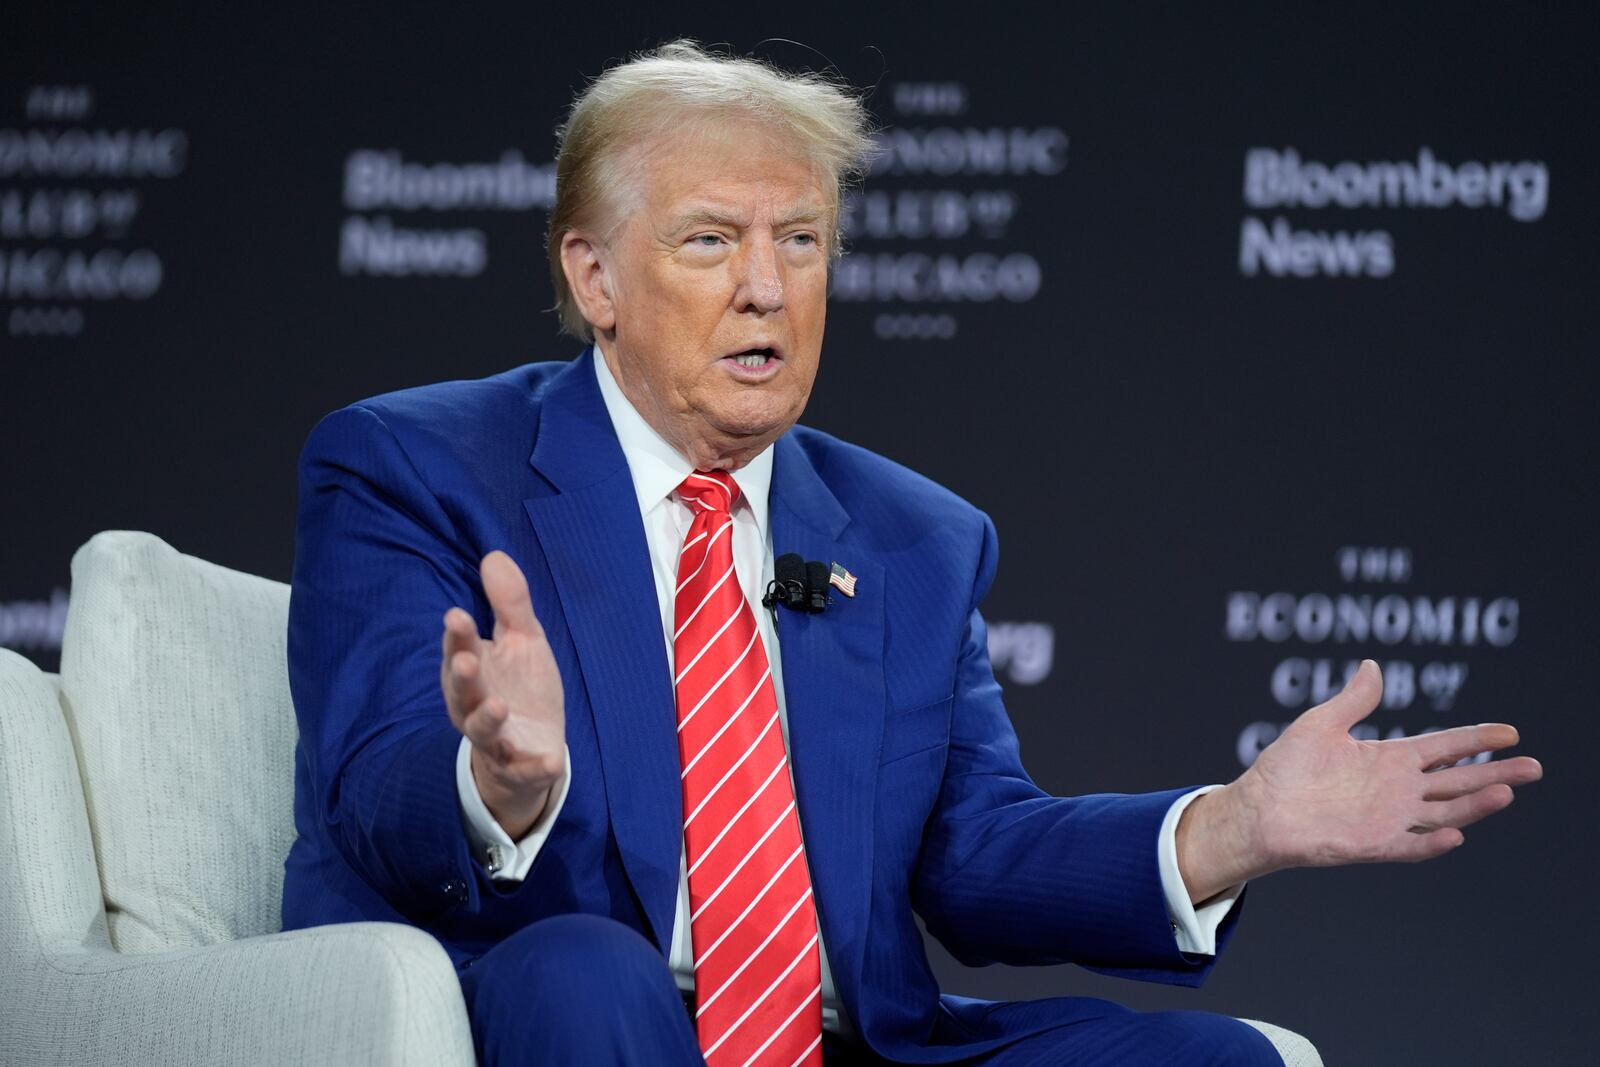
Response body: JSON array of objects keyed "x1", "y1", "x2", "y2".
[{"x1": 283, "y1": 41, "x2": 1540, "y2": 1066}]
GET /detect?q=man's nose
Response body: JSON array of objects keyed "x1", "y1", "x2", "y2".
[{"x1": 733, "y1": 237, "x2": 784, "y2": 314}]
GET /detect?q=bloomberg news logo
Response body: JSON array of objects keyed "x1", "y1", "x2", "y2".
[
  {"x1": 1237, "y1": 147, "x2": 1549, "y2": 278},
  {"x1": 338, "y1": 149, "x2": 556, "y2": 278}
]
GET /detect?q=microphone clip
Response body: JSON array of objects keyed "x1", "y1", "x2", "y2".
[
  {"x1": 762, "y1": 577, "x2": 810, "y2": 612},
  {"x1": 764, "y1": 553, "x2": 831, "y2": 615}
]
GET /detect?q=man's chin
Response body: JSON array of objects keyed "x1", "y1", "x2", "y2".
[
  {"x1": 687, "y1": 414, "x2": 798, "y2": 468},
  {"x1": 712, "y1": 395, "x2": 806, "y2": 439}
]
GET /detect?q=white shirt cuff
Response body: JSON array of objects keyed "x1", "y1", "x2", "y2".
[
  {"x1": 456, "y1": 737, "x2": 571, "y2": 882},
  {"x1": 1158, "y1": 784, "x2": 1245, "y2": 956}
]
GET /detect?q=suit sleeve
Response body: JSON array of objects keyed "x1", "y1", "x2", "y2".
[
  {"x1": 287, "y1": 404, "x2": 490, "y2": 920},
  {"x1": 908, "y1": 513, "x2": 1241, "y2": 986}
]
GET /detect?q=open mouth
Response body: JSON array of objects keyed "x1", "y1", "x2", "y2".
[{"x1": 724, "y1": 347, "x2": 779, "y2": 369}]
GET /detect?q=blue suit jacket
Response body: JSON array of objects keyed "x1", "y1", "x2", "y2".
[{"x1": 282, "y1": 350, "x2": 1237, "y2": 1061}]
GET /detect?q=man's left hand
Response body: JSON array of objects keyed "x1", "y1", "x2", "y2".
[{"x1": 1177, "y1": 659, "x2": 1543, "y2": 904}]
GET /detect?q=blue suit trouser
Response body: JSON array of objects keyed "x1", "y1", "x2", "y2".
[{"x1": 458, "y1": 915, "x2": 1281, "y2": 1066}]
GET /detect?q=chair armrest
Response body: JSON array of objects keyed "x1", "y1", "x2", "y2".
[
  {"x1": 1, "y1": 649, "x2": 474, "y2": 1065},
  {"x1": 3, "y1": 922, "x2": 474, "y2": 1067},
  {"x1": 1240, "y1": 1018, "x2": 1323, "y2": 1066},
  {"x1": 0, "y1": 649, "x2": 107, "y2": 951}
]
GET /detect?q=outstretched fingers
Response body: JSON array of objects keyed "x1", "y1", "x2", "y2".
[
  {"x1": 441, "y1": 608, "x2": 484, "y2": 720},
  {"x1": 1414, "y1": 784, "x2": 1516, "y2": 833},
  {"x1": 442, "y1": 606, "x2": 478, "y2": 656},
  {"x1": 444, "y1": 649, "x2": 489, "y2": 727},
  {"x1": 1422, "y1": 755, "x2": 1544, "y2": 800},
  {"x1": 440, "y1": 631, "x2": 515, "y2": 763},
  {"x1": 1407, "y1": 723, "x2": 1523, "y2": 770}
]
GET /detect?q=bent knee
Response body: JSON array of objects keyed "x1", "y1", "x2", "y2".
[
  {"x1": 464, "y1": 915, "x2": 698, "y2": 1065},
  {"x1": 513, "y1": 913, "x2": 662, "y2": 969},
  {"x1": 469, "y1": 914, "x2": 675, "y2": 1009}
]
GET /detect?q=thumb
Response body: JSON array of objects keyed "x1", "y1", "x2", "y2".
[
  {"x1": 1304, "y1": 659, "x2": 1383, "y2": 732},
  {"x1": 481, "y1": 550, "x2": 541, "y2": 639}
]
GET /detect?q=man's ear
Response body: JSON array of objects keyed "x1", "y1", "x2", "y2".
[{"x1": 560, "y1": 231, "x2": 617, "y2": 334}]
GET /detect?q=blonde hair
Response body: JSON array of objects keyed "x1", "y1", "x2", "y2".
[{"x1": 547, "y1": 39, "x2": 875, "y2": 339}]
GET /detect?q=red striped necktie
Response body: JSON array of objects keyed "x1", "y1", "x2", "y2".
[{"x1": 673, "y1": 470, "x2": 823, "y2": 1067}]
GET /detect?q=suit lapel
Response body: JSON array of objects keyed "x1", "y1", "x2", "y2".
[
  {"x1": 770, "y1": 435, "x2": 885, "y2": 1008},
  {"x1": 523, "y1": 351, "x2": 681, "y2": 956},
  {"x1": 521, "y1": 363, "x2": 889, "y2": 984}
]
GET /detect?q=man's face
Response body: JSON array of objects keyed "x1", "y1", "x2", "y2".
[{"x1": 586, "y1": 122, "x2": 832, "y2": 470}]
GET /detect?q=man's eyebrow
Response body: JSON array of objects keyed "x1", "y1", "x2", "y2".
[
  {"x1": 667, "y1": 206, "x2": 828, "y2": 233},
  {"x1": 774, "y1": 207, "x2": 826, "y2": 228},
  {"x1": 670, "y1": 208, "x2": 746, "y2": 232}
]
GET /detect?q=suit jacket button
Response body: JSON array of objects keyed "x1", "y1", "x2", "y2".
[{"x1": 441, "y1": 878, "x2": 468, "y2": 904}]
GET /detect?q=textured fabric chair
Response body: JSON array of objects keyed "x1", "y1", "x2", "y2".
[
  {"x1": 0, "y1": 531, "x2": 1319, "y2": 1066},
  {"x1": 0, "y1": 531, "x2": 475, "y2": 1066}
]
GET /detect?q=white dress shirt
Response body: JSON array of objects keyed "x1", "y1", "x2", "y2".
[{"x1": 456, "y1": 347, "x2": 1242, "y2": 1024}]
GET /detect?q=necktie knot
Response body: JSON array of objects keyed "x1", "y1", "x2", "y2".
[{"x1": 677, "y1": 470, "x2": 740, "y2": 515}]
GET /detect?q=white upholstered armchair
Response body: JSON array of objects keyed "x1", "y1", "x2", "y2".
[
  {"x1": 0, "y1": 531, "x2": 1317, "y2": 1066},
  {"x1": 0, "y1": 531, "x2": 475, "y2": 1066}
]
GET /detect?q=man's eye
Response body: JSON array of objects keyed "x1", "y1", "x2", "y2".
[
  {"x1": 790, "y1": 232, "x2": 816, "y2": 246},
  {"x1": 692, "y1": 234, "x2": 724, "y2": 247}
]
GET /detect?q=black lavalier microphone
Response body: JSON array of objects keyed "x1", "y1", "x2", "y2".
[
  {"x1": 763, "y1": 553, "x2": 808, "y2": 611},
  {"x1": 763, "y1": 553, "x2": 831, "y2": 614},
  {"x1": 804, "y1": 560, "x2": 831, "y2": 613}
]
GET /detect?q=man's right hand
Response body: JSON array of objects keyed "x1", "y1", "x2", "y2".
[{"x1": 441, "y1": 550, "x2": 566, "y2": 840}]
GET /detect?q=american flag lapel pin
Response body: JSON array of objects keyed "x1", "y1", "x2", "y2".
[{"x1": 829, "y1": 561, "x2": 858, "y2": 597}]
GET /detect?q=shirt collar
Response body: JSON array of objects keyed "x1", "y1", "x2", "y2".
[{"x1": 592, "y1": 344, "x2": 773, "y2": 535}]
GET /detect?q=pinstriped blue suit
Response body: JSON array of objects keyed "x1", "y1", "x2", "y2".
[{"x1": 281, "y1": 349, "x2": 1278, "y2": 1064}]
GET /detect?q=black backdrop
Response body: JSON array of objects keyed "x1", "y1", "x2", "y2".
[{"x1": 3, "y1": 4, "x2": 1595, "y2": 1062}]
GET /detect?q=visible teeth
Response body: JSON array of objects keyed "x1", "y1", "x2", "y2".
[{"x1": 734, "y1": 353, "x2": 768, "y2": 367}]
